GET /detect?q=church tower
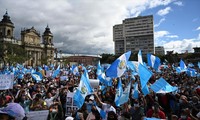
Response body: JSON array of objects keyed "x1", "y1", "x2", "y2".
[
  {"x1": 0, "y1": 11, "x2": 14, "y2": 39},
  {"x1": 42, "y1": 25, "x2": 54, "y2": 65}
]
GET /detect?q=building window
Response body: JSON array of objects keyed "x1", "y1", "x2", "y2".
[{"x1": 7, "y1": 30, "x2": 11, "y2": 36}]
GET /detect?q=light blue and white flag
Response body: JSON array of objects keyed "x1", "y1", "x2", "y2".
[
  {"x1": 52, "y1": 69, "x2": 60, "y2": 78},
  {"x1": 96, "y1": 61, "x2": 102, "y2": 76},
  {"x1": 188, "y1": 63, "x2": 194, "y2": 68},
  {"x1": 96, "y1": 105, "x2": 106, "y2": 119},
  {"x1": 141, "y1": 84, "x2": 150, "y2": 96},
  {"x1": 115, "y1": 79, "x2": 123, "y2": 106},
  {"x1": 106, "y1": 51, "x2": 131, "y2": 78},
  {"x1": 71, "y1": 65, "x2": 79, "y2": 75},
  {"x1": 150, "y1": 77, "x2": 178, "y2": 93},
  {"x1": 98, "y1": 73, "x2": 113, "y2": 86},
  {"x1": 132, "y1": 82, "x2": 139, "y2": 99},
  {"x1": 138, "y1": 63, "x2": 153, "y2": 89},
  {"x1": 138, "y1": 50, "x2": 143, "y2": 65},
  {"x1": 180, "y1": 59, "x2": 187, "y2": 71},
  {"x1": 73, "y1": 73, "x2": 93, "y2": 108},
  {"x1": 147, "y1": 53, "x2": 161, "y2": 71},
  {"x1": 186, "y1": 68, "x2": 196, "y2": 77},
  {"x1": 127, "y1": 61, "x2": 139, "y2": 73},
  {"x1": 32, "y1": 72, "x2": 43, "y2": 82},
  {"x1": 119, "y1": 82, "x2": 131, "y2": 105}
]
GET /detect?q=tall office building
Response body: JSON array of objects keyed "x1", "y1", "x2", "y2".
[
  {"x1": 113, "y1": 15, "x2": 154, "y2": 56},
  {"x1": 155, "y1": 46, "x2": 165, "y2": 55}
]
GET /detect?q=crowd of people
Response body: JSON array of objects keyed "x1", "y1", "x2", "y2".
[{"x1": 0, "y1": 62, "x2": 199, "y2": 120}]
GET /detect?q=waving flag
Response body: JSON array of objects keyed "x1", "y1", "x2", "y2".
[
  {"x1": 141, "y1": 84, "x2": 150, "y2": 96},
  {"x1": 132, "y1": 82, "x2": 139, "y2": 99},
  {"x1": 96, "y1": 105, "x2": 106, "y2": 119},
  {"x1": 138, "y1": 63, "x2": 153, "y2": 89},
  {"x1": 150, "y1": 77, "x2": 178, "y2": 93},
  {"x1": 186, "y1": 68, "x2": 196, "y2": 77},
  {"x1": 73, "y1": 73, "x2": 93, "y2": 108},
  {"x1": 52, "y1": 69, "x2": 60, "y2": 78},
  {"x1": 32, "y1": 72, "x2": 43, "y2": 82},
  {"x1": 96, "y1": 61, "x2": 102, "y2": 76},
  {"x1": 98, "y1": 73, "x2": 112, "y2": 86},
  {"x1": 180, "y1": 59, "x2": 187, "y2": 71},
  {"x1": 106, "y1": 51, "x2": 131, "y2": 78},
  {"x1": 115, "y1": 79, "x2": 123, "y2": 106},
  {"x1": 138, "y1": 50, "x2": 143, "y2": 65},
  {"x1": 147, "y1": 53, "x2": 161, "y2": 71},
  {"x1": 71, "y1": 65, "x2": 79, "y2": 75},
  {"x1": 127, "y1": 61, "x2": 139, "y2": 73},
  {"x1": 119, "y1": 82, "x2": 131, "y2": 105}
]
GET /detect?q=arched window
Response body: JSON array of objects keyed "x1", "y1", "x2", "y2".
[{"x1": 7, "y1": 29, "x2": 11, "y2": 36}]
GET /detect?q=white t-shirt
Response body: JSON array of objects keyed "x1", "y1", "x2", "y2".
[{"x1": 45, "y1": 97, "x2": 54, "y2": 108}]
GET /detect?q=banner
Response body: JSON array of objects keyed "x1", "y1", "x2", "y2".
[
  {"x1": 0, "y1": 74, "x2": 14, "y2": 90},
  {"x1": 26, "y1": 110, "x2": 49, "y2": 120},
  {"x1": 89, "y1": 79, "x2": 99, "y2": 89},
  {"x1": 66, "y1": 92, "x2": 78, "y2": 116}
]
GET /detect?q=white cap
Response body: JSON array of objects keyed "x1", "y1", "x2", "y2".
[
  {"x1": 65, "y1": 116, "x2": 74, "y2": 120},
  {"x1": 89, "y1": 95, "x2": 94, "y2": 100}
]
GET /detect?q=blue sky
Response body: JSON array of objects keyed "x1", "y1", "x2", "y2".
[
  {"x1": 0, "y1": 0, "x2": 199, "y2": 54},
  {"x1": 141, "y1": 0, "x2": 200, "y2": 53}
]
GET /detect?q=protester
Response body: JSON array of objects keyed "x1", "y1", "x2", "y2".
[
  {"x1": 0, "y1": 56, "x2": 200, "y2": 120},
  {"x1": 0, "y1": 103, "x2": 25, "y2": 120}
]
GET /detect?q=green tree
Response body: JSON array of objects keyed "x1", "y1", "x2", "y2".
[{"x1": 0, "y1": 42, "x2": 30, "y2": 65}]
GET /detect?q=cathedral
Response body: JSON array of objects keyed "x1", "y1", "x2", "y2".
[{"x1": 0, "y1": 11, "x2": 55, "y2": 66}]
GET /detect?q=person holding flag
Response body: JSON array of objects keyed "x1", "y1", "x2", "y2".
[{"x1": 93, "y1": 92, "x2": 116, "y2": 120}]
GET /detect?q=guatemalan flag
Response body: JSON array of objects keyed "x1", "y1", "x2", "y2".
[
  {"x1": 71, "y1": 65, "x2": 79, "y2": 75},
  {"x1": 96, "y1": 61, "x2": 102, "y2": 76},
  {"x1": 132, "y1": 82, "x2": 139, "y2": 99},
  {"x1": 138, "y1": 50, "x2": 143, "y2": 65},
  {"x1": 114, "y1": 79, "x2": 123, "y2": 106},
  {"x1": 106, "y1": 51, "x2": 131, "y2": 78},
  {"x1": 180, "y1": 59, "x2": 187, "y2": 71},
  {"x1": 73, "y1": 72, "x2": 93, "y2": 108},
  {"x1": 31, "y1": 72, "x2": 43, "y2": 82},
  {"x1": 150, "y1": 77, "x2": 178, "y2": 93},
  {"x1": 147, "y1": 53, "x2": 161, "y2": 71},
  {"x1": 119, "y1": 82, "x2": 131, "y2": 105},
  {"x1": 138, "y1": 63, "x2": 153, "y2": 89}
]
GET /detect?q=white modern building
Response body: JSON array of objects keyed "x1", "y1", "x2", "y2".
[{"x1": 113, "y1": 15, "x2": 154, "y2": 56}]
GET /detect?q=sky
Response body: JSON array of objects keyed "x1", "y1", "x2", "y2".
[{"x1": 0, "y1": 0, "x2": 199, "y2": 55}]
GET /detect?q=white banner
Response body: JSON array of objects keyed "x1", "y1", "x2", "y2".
[
  {"x1": 89, "y1": 79, "x2": 99, "y2": 89},
  {"x1": 26, "y1": 110, "x2": 49, "y2": 120},
  {"x1": 66, "y1": 92, "x2": 78, "y2": 116},
  {"x1": 0, "y1": 74, "x2": 14, "y2": 90}
]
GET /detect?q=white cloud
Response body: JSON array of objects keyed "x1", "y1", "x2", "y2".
[
  {"x1": 163, "y1": 38, "x2": 200, "y2": 53},
  {"x1": 154, "y1": 18, "x2": 165, "y2": 27},
  {"x1": 166, "y1": 35, "x2": 179, "y2": 38},
  {"x1": 148, "y1": 0, "x2": 173, "y2": 8},
  {"x1": 157, "y1": 7, "x2": 172, "y2": 16},
  {"x1": 155, "y1": 31, "x2": 169, "y2": 40},
  {"x1": 173, "y1": 1, "x2": 183, "y2": 6},
  {"x1": 196, "y1": 26, "x2": 200, "y2": 31}
]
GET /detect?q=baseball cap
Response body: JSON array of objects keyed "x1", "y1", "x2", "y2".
[
  {"x1": 0, "y1": 103, "x2": 25, "y2": 120},
  {"x1": 89, "y1": 95, "x2": 94, "y2": 101},
  {"x1": 65, "y1": 116, "x2": 74, "y2": 120}
]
